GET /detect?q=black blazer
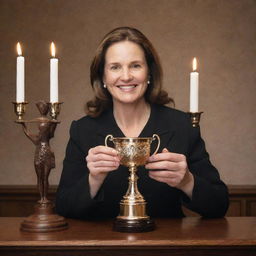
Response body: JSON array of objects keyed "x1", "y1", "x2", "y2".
[{"x1": 56, "y1": 104, "x2": 229, "y2": 219}]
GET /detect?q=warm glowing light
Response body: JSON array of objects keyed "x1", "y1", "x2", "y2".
[
  {"x1": 17, "y1": 42, "x2": 22, "y2": 56},
  {"x1": 51, "y1": 42, "x2": 56, "y2": 58},
  {"x1": 192, "y1": 57, "x2": 197, "y2": 71}
]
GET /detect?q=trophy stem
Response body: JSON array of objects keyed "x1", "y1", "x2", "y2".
[
  {"x1": 113, "y1": 165, "x2": 155, "y2": 233},
  {"x1": 123, "y1": 166, "x2": 144, "y2": 202}
]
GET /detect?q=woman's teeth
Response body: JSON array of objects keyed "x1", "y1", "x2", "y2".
[{"x1": 118, "y1": 85, "x2": 137, "y2": 89}]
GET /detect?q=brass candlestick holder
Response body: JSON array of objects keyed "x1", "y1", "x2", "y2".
[
  {"x1": 188, "y1": 112, "x2": 203, "y2": 127},
  {"x1": 12, "y1": 102, "x2": 28, "y2": 120},
  {"x1": 105, "y1": 134, "x2": 160, "y2": 233},
  {"x1": 48, "y1": 102, "x2": 63, "y2": 120},
  {"x1": 13, "y1": 100, "x2": 68, "y2": 232}
]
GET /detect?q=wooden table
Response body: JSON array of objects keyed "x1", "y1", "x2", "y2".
[{"x1": 0, "y1": 217, "x2": 255, "y2": 255}]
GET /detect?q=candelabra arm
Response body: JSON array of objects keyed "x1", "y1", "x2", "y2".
[{"x1": 20, "y1": 122, "x2": 39, "y2": 145}]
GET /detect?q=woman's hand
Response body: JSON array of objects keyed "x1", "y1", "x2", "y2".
[
  {"x1": 86, "y1": 146, "x2": 120, "y2": 198},
  {"x1": 145, "y1": 148, "x2": 194, "y2": 199}
]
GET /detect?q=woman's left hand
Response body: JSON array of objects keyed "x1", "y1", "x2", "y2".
[{"x1": 145, "y1": 148, "x2": 194, "y2": 198}]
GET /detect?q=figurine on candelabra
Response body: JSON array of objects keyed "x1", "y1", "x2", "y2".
[{"x1": 21, "y1": 101, "x2": 57, "y2": 203}]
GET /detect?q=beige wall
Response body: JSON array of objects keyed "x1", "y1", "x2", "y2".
[{"x1": 0, "y1": 0, "x2": 255, "y2": 185}]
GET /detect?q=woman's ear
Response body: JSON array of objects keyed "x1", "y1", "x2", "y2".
[
  {"x1": 147, "y1": 75, "x2": 151, "y2": 85},
  {"x1": 102, "y1": 75, "x2": 106, "y2": 85},
  {"x1": 102, "y1": 78, "x2": 107, "y2": 88}
]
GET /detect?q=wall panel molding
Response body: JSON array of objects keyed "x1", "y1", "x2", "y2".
[{"x1": 0, "y1": 185, "x2": 255, "y2": 217}]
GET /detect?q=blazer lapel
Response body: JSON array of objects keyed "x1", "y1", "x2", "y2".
[
  {"x1": 140, "y1": 104, "x2": 175, "y2": 153},
  {"x1": 95, "y1": 108, "x2": 123, "y2": 145}
]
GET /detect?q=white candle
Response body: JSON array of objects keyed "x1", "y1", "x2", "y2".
[
  {"x1": 190, "y1": 57, "x2": 199, "y2": 112},
  {"x1": 16, "y1": 42, "x2": 25, "y2": 102},
  {"x1": 50, "y1": 42, "x2": 58, "y2": 103}
]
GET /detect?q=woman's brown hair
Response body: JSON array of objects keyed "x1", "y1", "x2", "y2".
[{"x1": 86, "y1": 27, "x2": 173, "y2": 117}]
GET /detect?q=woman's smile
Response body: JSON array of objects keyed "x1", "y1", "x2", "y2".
[{"x1": 116, "y1": 84, "x2": 138, "y2": 91}]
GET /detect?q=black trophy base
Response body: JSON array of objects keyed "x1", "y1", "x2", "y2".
[{"x1": 113, "y1": 218, "x2": 155, "y2": 233}]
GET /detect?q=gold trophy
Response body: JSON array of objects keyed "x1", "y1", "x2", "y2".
[{"x1": 105, "y1": 134, "x2": 160, "y2": 232}]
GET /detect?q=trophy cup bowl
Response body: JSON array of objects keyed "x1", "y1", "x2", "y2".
[{"x1": 105, "y1": 134, "x2": 160, "y2": 232}]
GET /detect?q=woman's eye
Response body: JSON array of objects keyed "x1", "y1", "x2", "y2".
[
  {"x1": 132, "y1": 64, "x2": 141, "y2": 69},
  {"x1": 110, "y1": 65, "x2": 120, "y2": 70}
]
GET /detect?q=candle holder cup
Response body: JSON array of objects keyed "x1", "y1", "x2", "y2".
[
  {"x1": 188, "y1": 112, "x2": 203, "y2": 127},
  {"x1": 13, "y1": 102, "x2": 28, "y2": 121},
  {"x1": 48, "y1": 102, "x2": 63, "y2": 120}
]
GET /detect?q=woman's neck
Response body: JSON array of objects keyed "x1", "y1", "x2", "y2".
[{"x1": 113, "y1": 100, "x2": 151, "y2": 137}]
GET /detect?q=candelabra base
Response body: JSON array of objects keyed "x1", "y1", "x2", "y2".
[
  {"x1": 20, "y1": 202, "x2": 68, "y2": 232},
  {"x1": 113, "y1": 218, "x2": 155, "y2": 233}
]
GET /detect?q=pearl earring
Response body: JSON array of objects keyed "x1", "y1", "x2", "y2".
[
  {"x1": 147, "y1": 80, "x2": 150, "y2": 85},
  {"x1": 103, "y1": 84, "x2": 107, "y2": 88}
]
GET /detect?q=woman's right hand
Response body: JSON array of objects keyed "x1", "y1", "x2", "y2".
[{"x1": 86, "y1": 146, "x2": 120, "y2": 197}]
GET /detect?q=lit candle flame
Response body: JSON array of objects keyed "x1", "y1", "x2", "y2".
[
  {"x1": 17, "y1": 42, "x2": 22, "y2": 56},
  {"x1": 192, "y1": 57, "x2": 197, "y2": 71},
  {"x1": 51, "y1": 42, "x2": 56, "y2": 58}
]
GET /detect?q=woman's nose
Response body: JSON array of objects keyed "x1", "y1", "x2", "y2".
[{"x1": 120, "y1": 68, "x2": 132, "y2": 81}]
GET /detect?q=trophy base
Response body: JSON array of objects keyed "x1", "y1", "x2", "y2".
[
  {"x1": 20, "y1": 201, "x2": 68, "y2": 232},
  {"x1": 113, "y1": 218, "x2": 155, "y2": 233}
]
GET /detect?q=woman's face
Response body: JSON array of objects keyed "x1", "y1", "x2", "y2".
[{"x1": 103, "y1": 41, "x2": 149, "y2": 106}]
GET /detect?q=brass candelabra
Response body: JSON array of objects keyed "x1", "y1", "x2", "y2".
[{"x1": 13, "y1": 100, "x2": 68, "y2": 232}]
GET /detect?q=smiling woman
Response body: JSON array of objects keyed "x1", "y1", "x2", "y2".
[
  {"x1": 55, "y1": 27, "x2": 229, "y2": 221},
  {"x1": 87, "y1": 27, "x2": 173, "y2": 118}
]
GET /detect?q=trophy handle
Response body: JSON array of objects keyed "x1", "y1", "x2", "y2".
[
  {"x1": 105, "y1": 134, "x2": 114, "y2": 147},
  {"x1": 152, "y1": 134, "x2": 160, "y2": 155}
]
